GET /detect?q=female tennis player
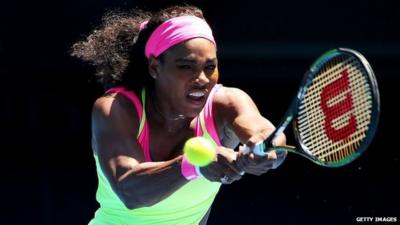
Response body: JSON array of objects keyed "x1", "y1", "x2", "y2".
[{"x1": 71, "y1": 5, "x2": 286, "y2": 225}]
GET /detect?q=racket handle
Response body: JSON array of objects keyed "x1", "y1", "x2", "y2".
[
  {"x1": 242, "y1": 143, "x2": 288, "y2": 169},
  {"x1": 242, "y1": 142, "x2": 267, "y2": 156}
]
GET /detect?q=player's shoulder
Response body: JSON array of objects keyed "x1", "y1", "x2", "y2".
[
  {"x1": 213, "y1": 86, "x2": 251, "y2": 106},
  {"x1": 92, "y1": 92, "x2": 139, "y2": 123},
  {"x1": 212, "y1": 86, "x2": 258, "y2": 125},
  {"x1": 93, "y1": 93, "x2": 120, "y2": 116}
]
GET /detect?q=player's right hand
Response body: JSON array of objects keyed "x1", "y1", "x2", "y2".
[{"x1": 200, "y1": 146, "x2": 243, "y2": 184}]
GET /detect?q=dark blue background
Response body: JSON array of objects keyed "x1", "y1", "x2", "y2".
[{"x1": 1, "y1": 0, "x2": 399, "y2": 224}]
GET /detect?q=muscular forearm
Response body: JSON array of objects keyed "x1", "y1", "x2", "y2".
[
  {"x1": 231, "y1": 115, "x2": 273, "y2": 144},
  {"x1": 115, "y1": 156, "x2": 189, "y2": 209}
]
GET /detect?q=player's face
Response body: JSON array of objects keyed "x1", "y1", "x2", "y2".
[{"x1": 150, "y1": 38, "x2": 218, "y2": 118}]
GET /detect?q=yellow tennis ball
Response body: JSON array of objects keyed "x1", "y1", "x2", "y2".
[{"x1": 183, "y1": 137, "x2": 216, "y2": 167}]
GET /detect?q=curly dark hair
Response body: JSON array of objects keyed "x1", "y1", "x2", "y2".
[{"x1": 71, "y1": 5, "x2": 205, "y2": 91}]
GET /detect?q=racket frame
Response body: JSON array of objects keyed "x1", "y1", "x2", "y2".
[{"x1": 256, "y1": 48, "x2": 380, "y2": 167}]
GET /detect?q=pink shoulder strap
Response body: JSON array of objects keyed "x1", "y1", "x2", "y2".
[
  {"x1": 106, "y1": 87, "x2": 152, "y2": 162},
  {"x1": 194, "y1": 84, "x2": 222, "y2": 145}
]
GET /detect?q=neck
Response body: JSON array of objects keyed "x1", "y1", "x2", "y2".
[{"x1": 148, "y1": 91, "x2": 190, "y2": 133}]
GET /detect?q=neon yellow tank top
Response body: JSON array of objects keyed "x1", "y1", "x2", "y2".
[{"x1": 89, "y1": 85, "x2": 223, "y2": 225}]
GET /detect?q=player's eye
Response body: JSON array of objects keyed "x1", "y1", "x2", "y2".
[
  {"x1": 205, "y1": 64, "x2": 216, "y2": 71},
  {"x1": 177, "y1": 65, "x2": 192, "y2": 70}
]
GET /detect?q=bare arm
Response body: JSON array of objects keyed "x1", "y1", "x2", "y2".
[
  {"x1": 92, "y1": 95, "x2": 188, "y2": 209},
  {"x1": 214, "y1": 87, "x2": 286, "y2": 146},
  {"x1": 214, "y1": 87, "x2": 286, "y2": 175}
]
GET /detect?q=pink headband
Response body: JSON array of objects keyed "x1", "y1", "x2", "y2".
[{"x1": 143, "y1": 16, "x2": 216, "y2": 58}]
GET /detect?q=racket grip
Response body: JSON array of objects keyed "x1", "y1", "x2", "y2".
[
  {"x1": 242, "y1": 143, "x2": 287, "y2": 169},
  {"x1": 242, "y1": 142, "x2": 267, "y2": 156}
]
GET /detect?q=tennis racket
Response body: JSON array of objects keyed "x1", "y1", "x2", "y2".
[{"x1": 244, "y1": 48, "x2": 380, "y2": 167}]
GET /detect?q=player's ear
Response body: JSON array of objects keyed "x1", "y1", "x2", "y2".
[{"x1": 148, "y1": 56, "x2": 160, "y2": 79}]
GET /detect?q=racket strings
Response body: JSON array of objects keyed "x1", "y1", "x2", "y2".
[
  {"x1": 314, "y1": 59, "x2": 371, "y2": 161},
  {"x1": 312, "y1": 59, "x2": 371, "y2": 161},
  {"x1": 318, "y1": 69, "x2": 372, "y2": 159},
  {"x1": 299, "y1": 62, "x2": 371, "y2": 140},
  {"x1": 297, "y1": 55, "x2": 373, "y2": 164}
]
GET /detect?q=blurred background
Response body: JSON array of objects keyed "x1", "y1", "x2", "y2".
[{"x1": 1, "y1": 0, "x2": 399, "y2": 224}]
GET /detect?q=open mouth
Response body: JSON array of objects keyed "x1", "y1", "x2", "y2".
[{"x1": 187, "y1": 90, "x2": 207, "y2": 106}]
